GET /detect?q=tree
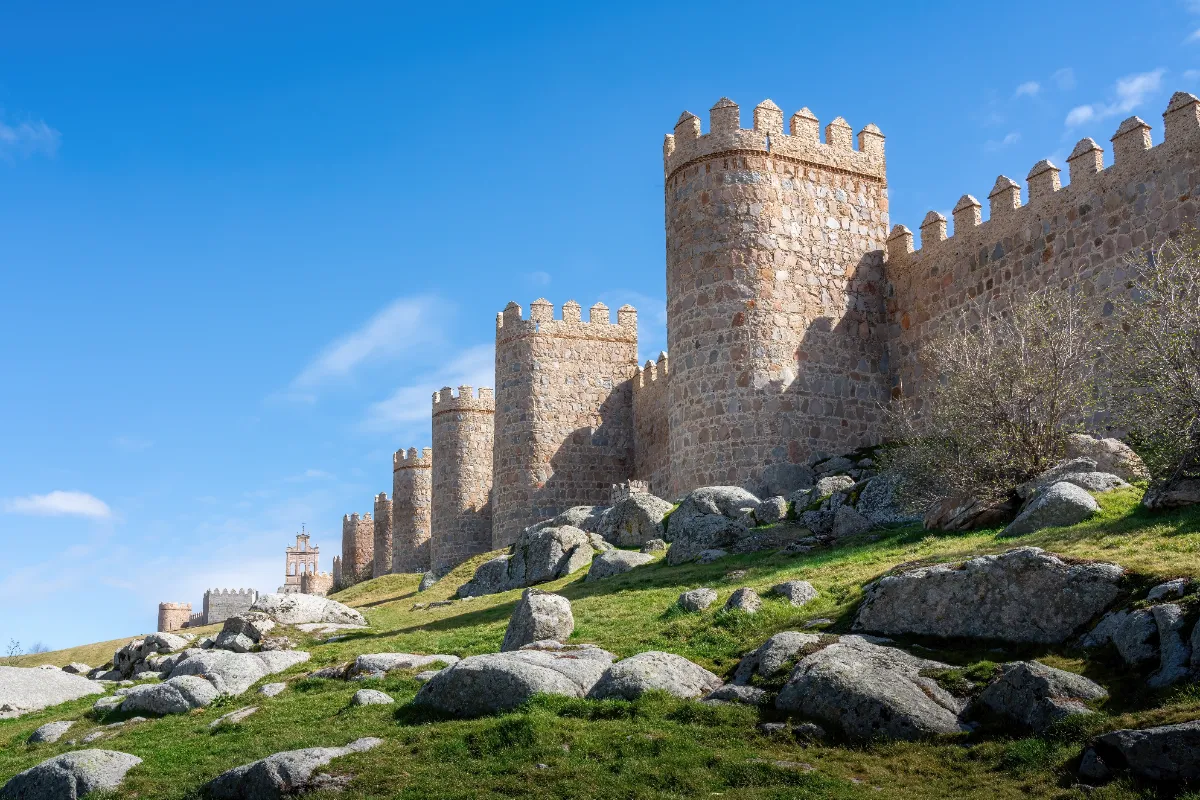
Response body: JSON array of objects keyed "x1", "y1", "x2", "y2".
[{"x1": 883, "y1": 287, "x2": 1103, "y2": 508}]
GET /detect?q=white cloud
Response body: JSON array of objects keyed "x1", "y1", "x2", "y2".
[
  {"x1": 0, "y1": 118, "x2": 60, "y2": 160},
  {"x1": 1015, "y1": 81, "x2": 1040, "y2": 98},
  {"x1": 290, "y1": 295, "x2": 445, "y2": 389},
  {"x1": 362, "y1": 343, "x2": 494, "y2": 431},
  {"x1": 1053, "y1": 68, "x2": 1076, "y2": 91},
  {"x1": 3, "y1": 491, "x2": 112, "y2": 519},
  {"x1": 984, "y1": 131, "x2": 1021, "y2": 151},
  {"x1": 1189, "y1": 27, "x2": 1200, "y2": 42},
  {"x1": 526, "y1": 271, "x2": 551, "y2": 286},
  {"x1": 1066, "y1": 68, "x2": 1166, "y2": 127}
]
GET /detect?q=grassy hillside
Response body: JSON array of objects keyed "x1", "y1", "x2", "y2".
[{"x1": 3, "y1": 487, "x2": 1200, "y2": 798}]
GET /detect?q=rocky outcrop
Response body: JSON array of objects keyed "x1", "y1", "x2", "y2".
[
  {"x1": 0, "y1": 666, "x2": 105, "y2": 719},
  {"x1": 418, "y1": 572, "x2": 437, "y2": 592},
  {"x1": 732, "y1": 632, "x2": 822, "y2": 684},
  {"x1": 1065, "y1": 434, "x2": 1149, "y2": 483},
  {"x1": 1149, "y1": 604, "x2": 1191, "y2": 687},
  {"x1": 586, "y1": 549, "x2": 655, "y2": 581},
  {"x1": 723, "y1": 588, "x2": 762, "y2": 614},
  {"x1": 457, "y1": 525, "x2": 598, "y2": 597},
  {"x1": 776, "y1": 636, "x2": 966, "y2": 741},
  {"x1": 678, "y1": 588, "x2": 717, "y2": 612},
  {"x1": 1088, "y1": 720, "x2": 1200, "y2": 782},
  {"x1": 754, "y1": 496, "x2": 789, "y2": 525},
  {"x1": 1144, "y1": 478, "x2": 1200, "y2": 510},
  {"x1": 27, "y1": 721, "x2": 74, "y2": 744},
  {"x1": 501, "y1": 590, "x2": 574, "y2": 652},
  {"x1": 771, "y1": 580, "x2": 818, "y2": 607},
  {"x1": 413, "y1": 648, "x2": 614, "y2": 717},
  {"x1": 530, "y1": 506, "x2": 608, "y2": 534},
  {"x1": 165, "y1": 650, "x2": 311, "y2": 698},
  {"x1": 853, "y1": 547, "x2": 1124, "y2": 643},
  {"x1": 207, "y1": 737, "x2": 383, "y2": 799},
  {"x1": 976, "y1": 661, "x2": 1107, "y2": 732},
  {"x1": 665, "y1": 487, "x2": 760, "y2": 565},
  {"x1": 215, "y1": 612, "x2": 277, "y2": 653},
  {"x1": 249, "y1": 593, "x2": 365, "y2": 626},
  {"x1": 113, "y1": 633, "x2": 191, "y2": 679},
  {"x1": 1001, "y1": 482, "x2": 1100, "y2": 537},
  {"x1": 120, "y1": 675, "x2": 223, "y2": 715},
  {"x1": 598, "y1": 493, "x2": 674, "y2": 546},
  {"x1": 923, "y1": 495, "x2": 1019, "y2": 532},
  {"x1": 855, "y1": 475, "x2": 922, "y2": 527},
  {"x1": 349, "y1": 653, "x2": 459, "y2": 677},
  {"x1": 0, "y1": 750, "x2": 142, "y2": 800},
  {"x1": 587, "y1": 651, "x2": 723, "y2": 700}
]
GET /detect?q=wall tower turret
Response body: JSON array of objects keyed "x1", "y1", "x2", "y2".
[
  {"x1": 340, "y1": 512, "x2": 374, "y2": 587},
  {"x1": 372, "y1": 492, "x2": 393, "y2": 579},
  {"x1": 431, "y1": 386, "x2": 494, "y2": 574},
  {"x1": 392, "y1": 447, "x2": 433, "y2": 573}
]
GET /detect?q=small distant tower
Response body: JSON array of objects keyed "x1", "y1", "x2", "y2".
[
  {"x1": 340, "y1": 512, "x2": 374, "y2": 587},
  {"x1": 392, "y1": 447, "x2": 433, "y2": 573},
  {"x1": 300, "y1": 570, "x2": 334, "y2": 596},
  {"x1": 157, "y1": 602, "x2": 191, "y2": 633},
  {"x1": 431, "y1": 385, "x2": 495, "y2": 575},
  {"x1": 332, "y1": 556, "x2": 343, "y2": 590},
  {"x1": 282, "y1": 527, "x2": 319, "y2": 594},
  {"x1": 373, "y1": 492, "x2": 393, "y2": 579}
]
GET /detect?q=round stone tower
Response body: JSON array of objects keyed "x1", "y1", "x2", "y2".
[
  {"x1": 663, "y1": 97, "x2": 891, "y2": 498},
  {"x1": 392, "y1": 447, "x2": 433, "y2": 573},
  {"x1": 431, "y1": 385, "x2": 495, "y2": 575},
  {"x1": 157, "y1": 602, "x2": 191, "y2": 633},
  {"x1": 340, "y1": 512, "x2": 374, "y2": 587},
  {"x1": 372, "y1": 492, "x2": 393, "y2": 579}
]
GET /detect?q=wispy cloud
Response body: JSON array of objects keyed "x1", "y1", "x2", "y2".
[
  {"x1": 525, "y1": 271, "x2": 551, "y2": 287},
  {"x1": 284, "y1": 469, "x2": 335, "y2": 482},
  {"x1": 0, "y1": 117, "x2": 60, "y2": 160},
  {"x1": 113, "y1": 435, "x2": 153, "y2": 452},
  {"x1": 984, "y1": 132, "x2": 1021, "y2": 151},
  {"x1": 1188, "y1": 27, "x2": 1200, "y2": 42},
  {"x1": 289, "y1": 295, "x2": 446, "y2": 390},
  {"x1": 1065, "y1": 68, "x2": 1166, "y2": 127},
  {"x1": 1053, "y1": 68, "x2": 1076, "y2": 91},
  {"x1": 362, "y1": 343, "x2": 494, "y2": 431},
  {"x1": 3, "y1": 491, "x2": 112, "y2": 519},
  {"x1": 1015, "y1": 81, "x2": 1040, "y2": 98}
]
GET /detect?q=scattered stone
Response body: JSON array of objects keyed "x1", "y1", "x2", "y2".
[
  {"x1": 133, "y1": 671, "x2": 163, "y2": 681},
  {"x1": 92, "y1": 696, "x2": 124, "y2": 713},
  {"x1": 733, "y1": 632, "x2": 823, "y2": 684},
  {"x1": 665, "y1": 486, "x2": 760, "y2": 565},
  {"x1": 1080, "y1": 609, "x2": 1130, "y2": 648},
  {"x1": 0, "y1": 750, "x2": 142, "y2": 799},
  {"x1": 530, "y1": 505, "x2": 608, "y2": 535},
  {"x1": 1078, "y1": 748, "x2": 1112, "y2": 782},
  {"x1": 168, "y1": 649, "x2": 311, "y2": 696},
  {"x1": 350, "y1": 653, "x2": 459, "y2": 677},
  {"x1": 598, "y1": 493, "x2": 674, "y2": 546},
  {"x1": 754, "y1": 496, "x2": 789, "y2": 525},
  {"x1": 586, "y1": 549, "x2": 655, "y2": 581},
  {"x1": 1144, "y1": 478, "x2": 1200, "y2": 510},
  {"x1": 120, "y1": 675, "x2": 223, "y2": 715},
  {"x1": 791, "y1": 722, "x2": 828, "y2": 742},
  {"x1": 588, "y1": 651, "x2": 722, "y2": 701},
  {"x1": 28, "y1": 721, "x2": 74, "y2": 744},
  {"x1": 776, "y1": 636, "x2": 967, "y2": 741},
  {"x1": 804, "y1": 618, "x2": 834, "y2": 629},
  {"x1": 259, "y1": 683, "x2": 287, "y2": 697},
  {"x1": 458, "y1": 525, "x2": 595, "y2": 597},
  {"x1": 207, "y1": 737, "x2": 383, "y2": 799},
  {"x1": 351, "y1": 689, "x2": 394, "y2": 706},
  {"x1": 308, "y1": 664, "x2": 350, "y2": 680},
  {"x1": 1002, "y1": 482, "x2": 1100, "y2": 537},
  {"x1": 1149, "y1": 604, "x2": 1191, "y2": 687},
  {"x1": 414, "y1": 670, "x2": 440, "y2": 683},
  {"x1": 215, "y1": 633, "x2": 256, "y2": 654},
  {"x1": 0, "y1": 666, "x2": 105, "y2": 719},
  {"x1": 696, "y1": 549, "x2": 729, "y2": 564},
  {"x1": 502, "y1": 589, "x2": 574, "y2": 652},
  {"x1": 1112, "y1": 609, "x2": 1158, "y2": 666},
  {"x1": 1065, "y1": 434, "x2": 1149, "y2": 483},
  {"x1": 294, "y1": 622, "x2": 367, "y2": 634},
  {"x1": 832, "y1": 505, "x2": 873, "y2": 538},
  {"x1": 258, "y1": 636, "x2": 294, "y2": 652},
  {"x1": 977, "y1": 661, "x2": 1107, "y2": 732},
  {"x1": 61, "y1": 663, "x2": 91, "y2": 676},
  {"x1": 923, "y1": 494, "x2": 1019, "y2": 532},
  {"x1": 351, "y1": 670, "x2": 385, "y2": 681},
  {"x1": 80, "y1": 731, "x2": 107, "y2": 744},
  {"x1": 249, "y1": 593, "x2": 366, "y2": 626},
  {"x1": 756, "y1": 722, "x2": 787, "y2": 735},
  {"x1": 1016, "y1": 458, "x2": 1100, "y2": 500},
  {"x1": 414, "y1": 648, "x2": 615, "y2": 717},
  {"x1": 815, "y1": 456, "x2": 854, "y2": 476},
  {"x1": 703, "y1": 685, "x2": 768, "y2": 706},
  {"x1": 678, "y1": 588, "x2": 717, "y2": 612},
  {"x1": 1149, "y1": 578, "x2": 1190, "y2": 601},
  {"x1": 725, "y1": 569, "x2": 748, "y2": 580},
  {"x1": 428, "y1": 600, "x2": 453, "y2": 608},
  {"x1": 209, "y1": 706, "x2": 259, "y2": 728},
  {"x1": 771, "y1": 580, "x2": 818, "y2": 607},
  {"x1": 723, "y1": 587, "x2": 762, "y2": 614},
  {"x1": 1093, "y1": 720, "x2": 1200, "y2": 782},
  {"x1": 418, "y1": 571, "x2": 437, "y2": 592},
  {"x1": 853, "y1": 547, "x2": 1124, "y2": 643},
  {"x1": 640, "y1": 538, "x2": 667, "y2": 553},
  {"x1": 790, "y1": 475, "x2": 855, "y2": 508},
  {"x1": 855, "y1": 475, "x2": 922, "y2": 526}
]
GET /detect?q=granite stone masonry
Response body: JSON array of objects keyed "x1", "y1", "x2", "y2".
[
  {"x1": 393, "y1": 447, "x2": 433, "y2": 573},
  {"x1": 373, "y1": 492, "x2": 393, "y2": 579},
  {"x1": 432, "y1": 386, "x2": 495, "y2": 574},
  {"x1": 340, "y1": 512, "x2": 374, "y2": 588}
]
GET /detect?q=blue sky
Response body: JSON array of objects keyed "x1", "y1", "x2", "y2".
[{"x1": 2, "y1": 0, "x2": 1198, "y2": 650}]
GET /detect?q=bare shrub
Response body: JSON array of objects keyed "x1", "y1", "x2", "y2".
[
  {"x1": 883, "y1": 287, "x2": 1102, "y2": 507},
  {"x1": 1107, "y1": 237, "x2": 1200, "y2": 489}
]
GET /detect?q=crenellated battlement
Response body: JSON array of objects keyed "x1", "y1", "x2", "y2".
[
  {"x1": 886, "y1": 92, "x2": 1200, "y2": 266},
  {"x1": 495, "y1": 299, "x2": 638, "y2": 345},
  {"x1": 635, "y1": 351, "x2": 670, "y2": 391},
  {"x1": 394, "y1": 446, "x2": 433, "y2": 470},
  {"x1": 663, "y1": 97, "x2": 886, "y2": 182},
  {"x1": 431, "y1": 385, "x2": 495, "y2": 415},
  {"x1": 203, "y1": 588, "x2": 257, "y2": 598},
  {"x1": 158, "y1": 602, "x2": 190, "y2": 610}
]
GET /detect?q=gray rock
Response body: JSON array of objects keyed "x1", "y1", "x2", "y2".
[
  {"x1": 776, "y1": 635, "x2": 966, "y2": 741},
  {"x1": 350, "y1": 653, "x2": 459, "y2": 676},
  {"x1": 61, "y1": 663, "x2": 91, "y2": 676},
  {"x1": 120, "y1": 674, "x2": 222, "y2": 715},
  {"x1": 814, "y1": 456, "x2": 854, "y2": 476},
  {"x1": 1078, "y1": 748, "x2": 1112, "y2": 782},
  {"x1": 678, "y1": 588, "x2": 718, "y2": 612},
  {"x1": 0, "y1": 667, "x2": 105, "y2": 719},
  {"x1": 418, "y1": 571, "x2": 437, "y2": 592},
  {"x1": 923, "y1": 494, "x2": 1019, "y2": 532},
  {"x1": 754, "y1": 497, "x2": 789, "y2": 525},
  {"x1": 791, "y1": 722, "x2": 828, "y2": 741},
  {"x1": 832, "y1": 505, "x2": 873, "y2": 538},
  {"x1": 207, "y1": 737, "x2": 383, "y2": 799},
  {"x1": 1112, "y1": 609, "x2": 1158, "y2": 666},
  {"x1": 771, "y1": 580, "x2": 818, "y2": 607},
  {"x1": 1145, "y1": 478, "x2": 1200, "y2": 510},
  {"x1": 1095, "y1": 720, "x2": 1200, "y2": 781},
  {"x1": 168, "y1": 650, "x2": 311, "y2": 696},
  {"x1": 351, "y1": 689, "x2": 393, "y2": 706},
  {"x1": 414, "y1": 670, "x2": 440, "y2": 683},
  {"x1": 1080, "y1": 610, "x2": 1130, "y2": 648},
  {"x1": 703, "y1": 685, "x2": 768, "y2": 705},
  {"x1": 28, "y1": 721, "x2": 74, "y2": 744},
  {"x1": 259, "y1": 683, "x2": 287, "y2": 697},
  {"x1": 215, "y1": 632, "x2": 257, "y2": 654},
  {"x1": 1057, "y1": 471, "x2": 1129, "y2": 494},
  {"x1": 588, "y1": 532, "x2": 614, "y2": 553},
  {"x1": 0, "y1": 750, "x2": 142, "y2": 800},
  {"x1": 351, "y1": 670, "x2": 385, "y2": 682},
  {"x1": 586, "y1": 549, "x2": 655, "y2": 581},
  {"x1": 1149, "y1": 604, "x2": 1191, "y2": 687},
  {"x1": 456, "y1": 555, "x2": 513, "y2": 598},
  {"x1": 92, "y1": 696, "x2": 124, "y2": 713},
  {"x1": 640, "y1": 538, "x2": 667, "y2": 553},
  {"x1": 588, "y1": 651, "x2": 723, "y2": 700},
  {"x1": 531, "y1": 505, "x2": 608, "y2": 534},
  {"x1": 80, "y1": 731, "x2": 107, "y2": 744},
  {"x1": 459, "y1": 526, "x2": 594, "y2": 598},
  {"x1": 221, "y1": 612, "x2": 276, "y2": 643},
  {"x1": 502, "y1": 589, "x2": 573, "y2": 652},
  {"x1": 132, "y1": 671, "x2": 163, "y2": 681},
  {"x1": 1065, "y1": 434, "x2": 1149, "y2": 483},
  {"x1": 414, "y1": 648, "x2": 615, "y2": 717},
  {"x1": 1148, "y1": 578, "x2": 1189, "y2": 601},
  {"x1": 733, "y1": 632, "x2": 822, "y2": 684},
  {"x1": 1002, "y1": 482, "x2": 1100, "y2": 537},
  {"x1": 598, "y1": 493, "x2": 674, "y2": 546},
  {"x1": 761, "y1": 463, "x2": 815, "y2": 497},
  {"x1": 209, "y1": 706, "x2": 259, "y2": 727},
  {"x1": 724, "y1": 587, "x2": 762, "y2": 614},
  {"x1": 790, "y1": 475, "x2": 856, "y2": 507},
  {"x1": 249, "y1": 593, "x2": 366, "y2": 626},
  {"x1": 1016, "y1": 458, "x2": 1099, "y2": 500},
  {"x1": 853, "y1": 547, "x2": 1124, "y2": 644},
  {"x1": 665, "y1": 486, "x2": 760, "y2": 565},
  {"x1": 977, "y1": 661, "x2": 1107, "y2": 732},
  {"x1": 855, "y1": 475, "x2": 922, "y2": 526},
  {"x1": 695, "y1": 548, "x2": 729, "y2": 564}
]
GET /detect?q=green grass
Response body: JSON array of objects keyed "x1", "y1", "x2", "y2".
[{"x1": 3, "y1": 487, "x2": 1200, "y2": 798}]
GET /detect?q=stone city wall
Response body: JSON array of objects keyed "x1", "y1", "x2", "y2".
[
  {"x1": 332, "y1": 556, "x2": 342, "y2": 589},
  {"x1": 340, "y1": 512, "x2": 374, "y2": 587},
  {"x1": 663, "y1": 97, "x2": 891, "y2": 498},
  {"x1": 157, "y1": 602, "x2": 191, "y2": 633},
  {"x1": 431, "y1": 385, "x2": 495, "y2": 574},
  {"x1": 372, "y1": 492, "x2": 393, "y2": 579},
  {"x1": 202, "y1": 588, "x2": 257, "y2": 626},
  {"x1": 884, "y1": 92, "x2": 1200, "y2": 404},
  {"x1": 300, "y1": 571, "x2": 334, "y2": 596},
  {"x1": 632, "y1": 352, "x2": 672, "y2": 498},
  {"x1": 392, "y1": 446, "x2": 433, "y2": 573},
  {"x1": 492, "y1": 300, "x2": 639, "y2": 547}
]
